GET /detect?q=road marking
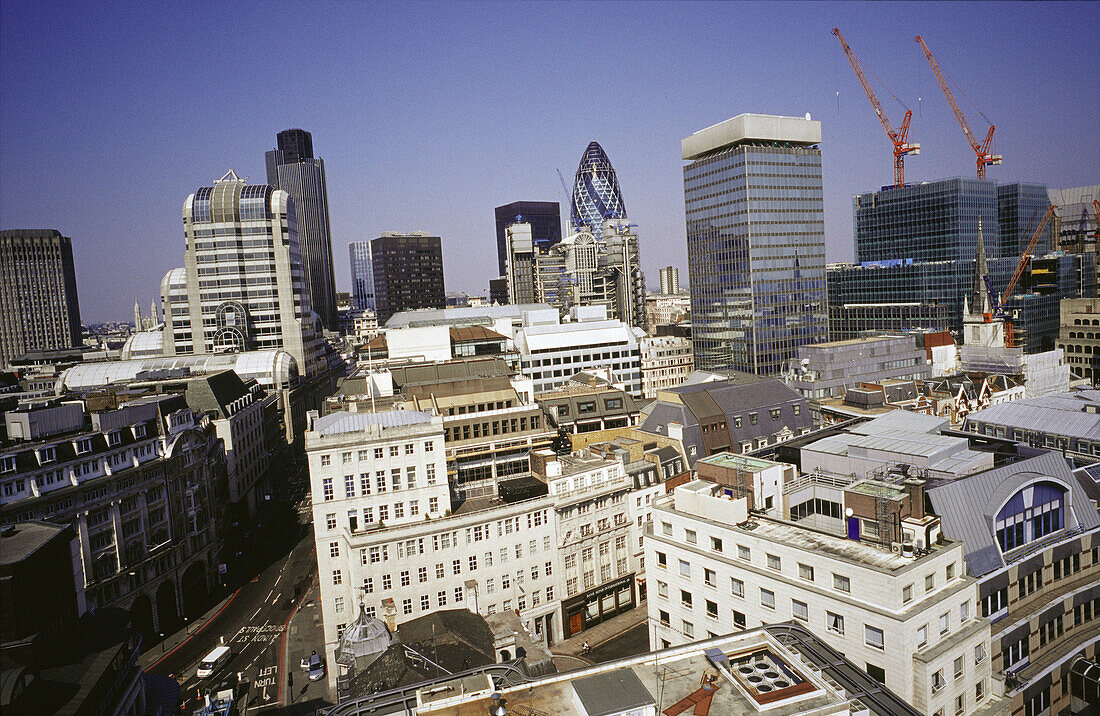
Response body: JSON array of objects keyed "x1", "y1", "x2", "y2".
[
  {"x1": 273, "y1": 573, "x2": 282, "y2": 588},
  {"x1": 271, "y1": 592, "x2": 281, "y2": 605},
  {"x1": 251, "y1": 607, "x2": 261, "y2": 620},
  {"x1": 265, "y1": 589, "x2": 274, "y2": 601}
]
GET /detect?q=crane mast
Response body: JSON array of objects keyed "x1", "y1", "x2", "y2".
[
  {"x1": 832, "y1": 27, "x2": 920, "y2": 189},
  {"x1": 997, "y1": 204, "x2": 1056, "y2": 317},
  {"x1": 914, "y1": 35, "x2": 1002, "y2": 180}
]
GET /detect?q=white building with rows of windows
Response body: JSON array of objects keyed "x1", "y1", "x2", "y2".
[{"x1": 645, "y1": 479, "x2": 1001, "y2": 716}]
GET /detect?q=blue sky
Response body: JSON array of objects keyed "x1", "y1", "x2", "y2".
[{"x1": 2, "y1": 1, "x2": 1097, "y2": 322}]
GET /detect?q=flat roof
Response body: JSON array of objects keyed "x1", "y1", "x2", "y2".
[
  {"x1": 682, "y1": 113, "x2": 821, "y2": 160},
  {"x1": 698, "y1": 452, "x2": 783, "y2": 472},
  {"x1": 0, "y1": 521, "x2": 68, "y2": 565}
]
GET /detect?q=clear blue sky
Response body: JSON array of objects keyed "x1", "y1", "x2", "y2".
[{"x1": 2, "y1": 1, "x2": 1097, "y2": 323}]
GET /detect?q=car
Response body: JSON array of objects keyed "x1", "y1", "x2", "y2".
[{"x1": 307, "y1": 653, "x2": 325, "y2": 681}]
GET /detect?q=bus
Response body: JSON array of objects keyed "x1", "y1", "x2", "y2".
[{"x1": 196, "y1": 645, "x2": 231, "y2": 679}]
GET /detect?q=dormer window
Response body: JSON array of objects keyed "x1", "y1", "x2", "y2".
[
  {"x1": 1, "y1": 456, "x2": 14, "y2": 473},
  {"x1": 75, "y1": 438, "x2": 93, "y2": 455},
  {"x1": 38, "y1": 446, "x2": 57, "y2": 464},
  {"x1": 133, "y1": 424, "x2": 147, "y2": 439},
  {"x1": 107, "y1": 431, "x2": 122, "y2": 447}
]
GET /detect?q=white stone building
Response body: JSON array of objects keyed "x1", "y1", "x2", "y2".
[
  {"x1": 645, "y1": 480, "x2": 1000, "y2": 715},
  {"x1": 639, "y1": 335, "x2": 693, "y2": 399}
]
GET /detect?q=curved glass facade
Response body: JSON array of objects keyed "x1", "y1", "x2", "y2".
[{"x1": 571, "y1": 141, "x2": 626, "y2": 238}]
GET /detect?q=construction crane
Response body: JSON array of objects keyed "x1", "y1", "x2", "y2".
[
  {"x1": 832, "y1": 27, "x2": 920, "y2": 188},
  {"x1": 995, "y1": 204, "x2": 1057, "y2": 318},
  {"x1": 1094, "y1": 200, "x2": 1100, "y2": 240},
  {"x1": 914, "y1": 35, "x2": 1001, "y2": 180}
]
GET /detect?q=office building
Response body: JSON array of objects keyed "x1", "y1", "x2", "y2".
[
  {"x1": 998, "y1": 183, "x2": 1053, "y2": 258},
  {"x1": 1057, "y1": 297, "x2": 1100, "y2": 381},
  {"x1": 646, "y1": 470, "x2": 999, "y2": 715},
  {"x1": 494, "y1": 201, "x2": 562, "y2": 278},
  {"x1": 786, "y1": 334, "x2": 931, "y2": 401},
  {"x1": 829, "y1": 301, "x2": 951, "y2": 341},
  {"x1": 571, "y1": 141, "x2": 626, "y2": 238},
  {"x1": 349, "y1": 240, "x2": 374, "y2": 311},
  {"x1": 163, "y1": 170, "x2": 326, "y2": 377},
  {"x1": 683, "y1": 114, "x2": 828, "y2": 375},
  {"x1": 266, "y1": 128, "x2": 339, "y2": 330},
  {"x1": 659, "y1": 266, "x2": 679, "y2": 295},
  {"x1": 1049, "y1": 184, "x2": 1099, "y2": 253},
  {"x1": 371, "y1": 232, "x2": 445, "y2": 325},
  {"x1": 0, "y1": 229, "x2": 82, "y2": 368},
  {"x1": 639, "y1": 335, "x2": 693, "y2": 399}
]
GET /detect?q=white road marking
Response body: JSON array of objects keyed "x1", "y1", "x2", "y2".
[
  {"x1": 271, "y1": 592, "x2": 281, "y2": 605},
  {"x1": 251, "y1": 607, "x2": 261, "y2": 619},
  {"x1": 265, "y1": 589, "x2": 274, "y2": 601},
  {"x1": 273, "y1": 573, "x2": 282, "y2": 587}
]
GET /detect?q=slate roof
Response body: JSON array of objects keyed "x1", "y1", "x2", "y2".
[
  {"x1": 183, "y1": 371, "x2": 249, "y2": 419},
  {"x1": 965, "y1": 391, "x2": 1100, "y2": 440},
  {"x1": 313, "y1": 410, "x2": 433, "y2": 437},
  {"x1": 571, "y1": 668, "x2": 655, "y2": 716},
  {"x1": 926, "y1": 451, "x2": 1100, "y2": 577}
]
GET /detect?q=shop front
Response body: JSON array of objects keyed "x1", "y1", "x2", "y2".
[{"x1": 562, "y1": 573, "x2": 636, "y2": 638}]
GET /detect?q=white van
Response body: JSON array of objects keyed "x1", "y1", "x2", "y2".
[{"x1": 196, "y1": 645, "x2": 231, "y2": 679}]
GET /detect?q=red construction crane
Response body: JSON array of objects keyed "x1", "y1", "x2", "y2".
[
  {"x1": 915, "y1": 35, "x2": 1001, "y2": 180},
  {"x1": 833, "y1": 27, "x2": 920, "y2": 188},
  {"x1": 996, "y1": 204, "x2": 1056, "y2": 317}
]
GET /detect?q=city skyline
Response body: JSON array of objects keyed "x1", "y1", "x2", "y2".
[{"x1": 1, "y1": 1, "x2": 1097, "y2": 322}]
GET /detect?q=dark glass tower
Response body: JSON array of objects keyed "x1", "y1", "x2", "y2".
[
  {"x1": 998, "y1": 183, "x2": 1053, "y2": 258},
  {"x1": 682, "y1": 114, "x2": 828, "y2": 375},
  {"x1": 371, "y1": 233, "x2": 445, "y2": 325},
  {"x1": 571, "y1": 141, "x2": 626, "y2": 238},
  {"x1": 494, "y1": 201, "x2": 562, "y2": 278},
  {"x1": 266, "y1": 128, "x2": 338, "y2": 331},
  {"x1": 349, "y1": 241, "x2": 374, "y2": 311}
]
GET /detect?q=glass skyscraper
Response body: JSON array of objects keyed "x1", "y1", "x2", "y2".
[
  {"x1": 998, "y1": 183, "x2": 1053, "y2": 258},
  {"x1": 682, "y1": 113, "x2": 828, "y2": 375},
  {"x1": 854, "y1": 177, "x2": 998, "y2": 265},
  {"x1": 494, "y1": 201, "x2": 562, "y2": 278},
  {"x1": 348, "y1": 240, "x2": 374, "y2": 311},
  {"x1": 266, "y1": 128, "x2": 339, "y2": 331},
  {"x1": 571, "y1": 141, "x2": 626, "y2": 238}
]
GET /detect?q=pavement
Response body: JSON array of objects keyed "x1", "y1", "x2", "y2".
[
  {"x1": 281, "y1": 575, "x2": 334, "y2": 714},
  {"x1": 552, "y1": 600, "x2": 651, "y2": 659}
]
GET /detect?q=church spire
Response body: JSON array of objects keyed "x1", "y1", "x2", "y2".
[
  {"x1": 133, "y1": 300, "x2": 141, "y2": 330},
  {"x1": 970, "y1": 218, "x2": 991, "y2": 316}
]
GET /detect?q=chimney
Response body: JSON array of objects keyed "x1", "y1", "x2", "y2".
[{"x1": 903, "y1": 478, "x2": 926, "y2": 519}]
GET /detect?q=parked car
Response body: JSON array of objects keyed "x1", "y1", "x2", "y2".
[{"x1": 308, "y1": 653, "x2": 325, "y2": 681}]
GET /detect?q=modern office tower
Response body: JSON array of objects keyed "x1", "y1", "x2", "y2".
[
  {"x1": 0, "y1": 229, "x2": 82, "y2": 367},
  {"x1": 855, "y1": 178, "x2": 999, "y2": 265},
  {"x1": 370, "y1": 232, "x2": 445, "y2": 325},
  {"x1": 503, "y1": 223, "x2": 538, "y2": 305},
  {"x1": 164, "y1": 170, "x2": 325, "y2": 377},
  {"x1": 349, "y1": 240, "x2": 374, "y2": 311},
  {"x1": 998, "y1": 183, "x2": 1053, "y2": 258},
  {"x1": 494, "y1": 201, "x2": 562, "y2": 278},
  {"x1": 266, "y1": 128, "x2": 338, "y2": 331},
  {"x1": 659, "y1": 266, "x2": 679, "y2": 295},
  {"x1": 682, "y1": 113, "x2": 828, "y2": 375},
  {"x1": 571, "y1": 141, "x2": 626, "y2": 239}
]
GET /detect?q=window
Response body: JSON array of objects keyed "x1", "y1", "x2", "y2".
[
  {"x1": 335, "y1": 596, "x2": 345, "y2": 613},
  {"x1": 661, "y1": 521, "x2": 672, "y2": 536},
  {"x1": 925, "y1": 573, "x2": 935, "y2": 592},
  {"x1": 792, "y1": 600, "x2": 808, "y2": 621},
  {"x1": 685, "y1": 529, "x2": 697, "y2": 544},
  {"x1": 656, "y1": 551, "x2": 666, "y2": 568},
  {"x1": 320, "y1": 455, "x2": 331, "y2": 467},
  {"x1": 864, "y1": 624, "x2": 884, "y2": 650},
  {"x1": 939, "y1": 612, "x2": 950, "y2": 634},
  {"x1": 798, "y1": 563, "x2": 814, "y2": 581},
  {"x1": 402, "y1": 598, "x2": 412, "y2": 615},
  {"x1": 332, "y1": 569, "x2": 342, "y2": 585},
  {"x1": 418, "y1": 566, "x2": 427, "y2": 583},
  {"x1": 382, "y1": 574, "x2": 392, "y2": 590},
  {"x1": 738, "y1": 545, "x2": 751, "y2": 561},
  {"x1": 833, "y1": 574, "x2": 850, "y2": 592},
  {"x1": 730, "y1": 577, "x2": 744, "y2": 597},
  {"x1": 657, "y1": 581, "x2": 668, "y2": 598},
  {"x1": 706, "y1": 600, "x2": 718, "y2": 619},
  {"x1": 733, "y1": 609, "x2": 746, "y2": 629},
  {"x1": 678, "y1": 559, "x2": 691, "y2": 577},
  {"x1": 363, "y1": 576, "x2": 373, "y2": 593},
  {"x1": 329, "y1": 542, "x2": 339, "y2": 558},
  {"x1": 761, "y1": 588, "x2": 775, "y2": 610},
  {"x1": 946, "y1": 562, "x2": 955, "y2": 580},
  {"x1": 389, "y1": 446, "x2": 399, "y2": 457},
  {"x1": 954, "y1": 694, "x2": 964, "y2": 716},
  {"x1": 682, "y1": 620, "x2": 694, "y2": 638},
  {"x1": 659, "y1": 610, "x2": 670, "y2": 626},
  {"x1": 997, "y1": 482, "x2": 1066, "y2": 552},
  {"x1": 931, "y1": 669, "x2": 945, "y2": 693},
  {"x1": 767, "y1": 554, "x2": 781, "y2": 571},
  {"x1": 711, "y1": 537, "x2": 723, "y2": 552},
  {"x1": 400, "y1": 570, "x2": 411, "y2": 587},
  {"x1": 322, "y1": 478, "x2": 333, "y2": 501},
  {"x1": 424, "y1": 440, "x2": 434, "y2": 452},
  {"x1": 974, "y1": 643, "x2": 986, "y2": 664},
  {"x1": 681, "y1": 590, "x2": 693, "y2": 608},
  {"x1": 325, "y1": 513, "x2": 337, "y2": 531},
  {"x1": 975, "y1": 680, "x2": 985, "y2": 701},
  {"x1": 917, "y1": 624, "x2": 928, "y2": 647},
  {"x1": 960, "y1": 600, "x2": 970, "y2": 621},
  {"x1": 953, "y1": 655, "x2": 965, "y2": 680},
  {"x1": 902, "y1": 584, "x2": 913, "y2": 603},
  {"x1": 437, "y1": 591, "x2": 447, "y2": 607},
  {"x1": 342, "y1": 451, "x2": 352, "y2": 464},
  {"x1": 826, "y1": 611, "x2": 844, "y2": 635},
  {"x1": 704, "y1": 568, "x2": 716, "y2": 587}
]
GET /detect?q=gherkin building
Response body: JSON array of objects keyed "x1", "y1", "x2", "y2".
[{"x1": 570, "y1": 141, "x2": 626, "y2": 238}]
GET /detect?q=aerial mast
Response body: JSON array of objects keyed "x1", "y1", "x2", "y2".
[
  {"x1": 832, "y1": 27, "x2": 920, "y2": 188},
  {"x1": 915, "y1": 35, "x2": 1001, "y2": 180}
]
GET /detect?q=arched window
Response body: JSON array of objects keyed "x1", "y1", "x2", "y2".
[{"x1": 995, "y1": 481, "x2": 1067, "y2": 553}]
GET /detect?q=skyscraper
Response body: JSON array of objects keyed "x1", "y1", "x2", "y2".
[
  {"x1": 571, "y1": 141, "x2": 626, "y2": 239},
  {"x1": 494, "y1": 201, "x2": 561, "y2": 278},
  {"x1": 266, "y1": 128, "x2": 338, "y2": 331},
  {"x1": 998, "y1": 183, "x2": 1053, "y2": 258},
  {"x1": 162, "y1": 170, "x2": 325, "y2": 376},
  {"x1": 0, "y1": 229, "x2": 82, "y2": 366},
  {"x1": 371, "y1": 232, "x2": 445, "y2": 325},
  {"x1": 348, "y1": 241, "x2": 374, "y2": 311},
  {"x1": 682, "y1": 114, "x2": 828, "y2": 375},
  {"x1": 659, "y1": 266, "x2": 680, "y2": 295}
]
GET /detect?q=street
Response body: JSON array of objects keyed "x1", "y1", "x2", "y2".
[{"x1": 146, "y1": 493, "x2": 318, "y2": 713}]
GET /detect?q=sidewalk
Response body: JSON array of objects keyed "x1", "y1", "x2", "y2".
[
  {"x1": 281, "y1": 575, "x2": 333, "y2": 714},
  {"x1": 139, "y1": 586, "x2": 240, "y2": 672},
  {"x1": 552, "y1": 600, "x2": 650, "y2": 658}
]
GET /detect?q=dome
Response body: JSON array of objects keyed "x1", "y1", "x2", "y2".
[
  {"x1": 121, "y1": 330, "x2": 164, "y2": 360},
  {"x1": 336, "y1": 604, "x2": 394, "y2": 666}
]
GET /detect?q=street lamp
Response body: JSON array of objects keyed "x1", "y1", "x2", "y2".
[{"x1": 159, "y1": 633, "x2": 165, "y2": 653}]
